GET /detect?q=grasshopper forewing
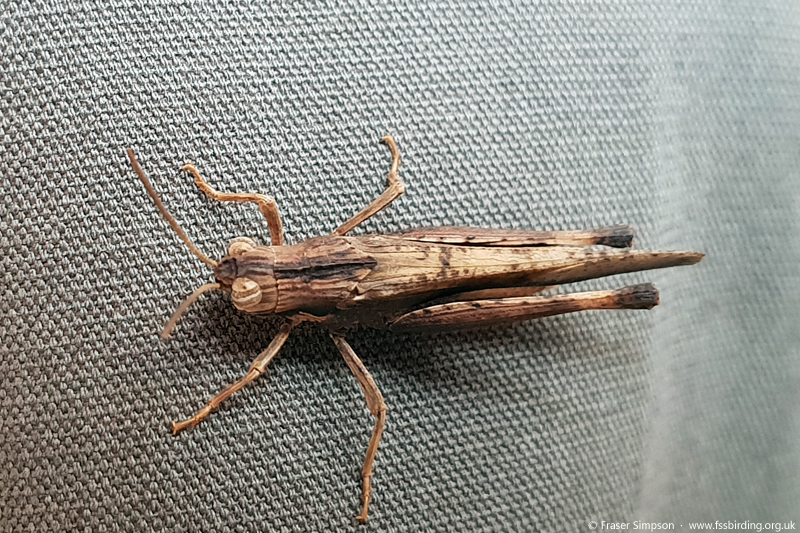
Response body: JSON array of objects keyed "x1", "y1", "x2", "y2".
[{"x1": 127, "y1": 136, "x2": 703, "y2": 521}]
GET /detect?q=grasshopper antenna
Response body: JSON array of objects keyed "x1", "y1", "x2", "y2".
[
  {"x1": 160, "y1": 282, "x2": 221, "y2": 339},
  {"x1": 128, "y1": 149, "x2": 222, "y2": 338},
  {"x1": 127, "y1": 148, "x2": 218, "y2": 268}
]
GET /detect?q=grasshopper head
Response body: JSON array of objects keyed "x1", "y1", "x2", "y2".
[
  {"x1": 213, "y1": 256, "x2": 237, "y2": 286},
  {"x1": 215, "y1": 237, "x2": 278, "y2": 314},
  {"x1": 128, "y1": 149, "x2": 279, "y2": 338}
]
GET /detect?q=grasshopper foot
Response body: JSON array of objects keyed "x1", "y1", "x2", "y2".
[
  {"x1": 356, "y1": 478, "x2": 372, "y2": 522},
  {"x1": 171, "y1": 417, "x2": 199, "y2": 434},
  {"x1": 172, "y1": 406, "x2": 212, "y2": 434}
]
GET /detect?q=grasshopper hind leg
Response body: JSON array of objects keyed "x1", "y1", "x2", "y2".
[
  {"x1": 389, "y1": 284, "x2": 660, "y2": 332},
  {"x1": 331, "y1": 335, "x2": 388, "y2": 522}
]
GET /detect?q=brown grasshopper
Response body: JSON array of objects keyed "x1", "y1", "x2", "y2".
[{"x1": 127, "y1": 136, "x2": 703, "y2": 522}]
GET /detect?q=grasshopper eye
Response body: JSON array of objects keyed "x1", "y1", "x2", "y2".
[
  {"x1": 231, "y1": 277, "x2": 262, "y2": 309},
  {"x1": 228, "y1": 237, "x2": 258, "y2": 257}
]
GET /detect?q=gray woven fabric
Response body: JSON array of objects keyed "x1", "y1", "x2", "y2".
[{"x1": 2, "y1": 1, "x2": 799, "y2": 531}]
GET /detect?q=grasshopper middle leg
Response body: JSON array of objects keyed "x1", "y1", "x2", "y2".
[
  {"x1": 333, "y1": 135, "x2": 405, "y2": 236},
  {"x1": 331, "y1": 335, "x2": 387, "y2": 522},
  {"x1": 181, "y1": 162, "x2": 285, "y2": 246}
]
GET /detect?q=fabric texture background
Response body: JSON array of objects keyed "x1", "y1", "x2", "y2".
[{"x1": 2, "y1": 1, "x2": 798, "y2": 531}]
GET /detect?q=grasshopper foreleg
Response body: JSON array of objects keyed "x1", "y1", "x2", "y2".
[
  {"x1": 181, "y1": 162, "x2": 285, "y2": 246},
  {"x1": 333, "y1": 135, "x2": 405, "y2": 236},
  {"x1": 172, "y1": 321, "x2": 294, "y2": 433},
  {"x1": 331, "y1": 335, "x2": 387, "y2": 522}
]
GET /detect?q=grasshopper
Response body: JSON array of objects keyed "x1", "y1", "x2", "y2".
[{"x1": 127, "y1": 136, "x2": 703, "y2": 522}]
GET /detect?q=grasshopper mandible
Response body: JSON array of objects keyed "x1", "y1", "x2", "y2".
[{"x1": 127, "y1": 136, "x2": 703, "y2": 522}]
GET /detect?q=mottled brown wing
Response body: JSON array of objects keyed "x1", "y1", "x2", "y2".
[
  {"x1": 395, "y1": 225, "x2": 635, "y2": 248},
  {"x1": 346, "y1": 235, "x2": 702, "y2": 306}
]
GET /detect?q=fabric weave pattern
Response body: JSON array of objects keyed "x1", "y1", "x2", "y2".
[{"x1": 2, "y1": 1, "x2": 798, "y2": 531}]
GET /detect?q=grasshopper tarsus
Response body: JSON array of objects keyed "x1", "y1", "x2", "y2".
[
  {"x1": 171, "y1": 418, "x2": 195, "y2": 434},
  {"x1": 132, "y1": 135, "x2": 704, "y2": 521},
  {"x1": 380, "y1": 133, "x2": 402, "y2": 175}
]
